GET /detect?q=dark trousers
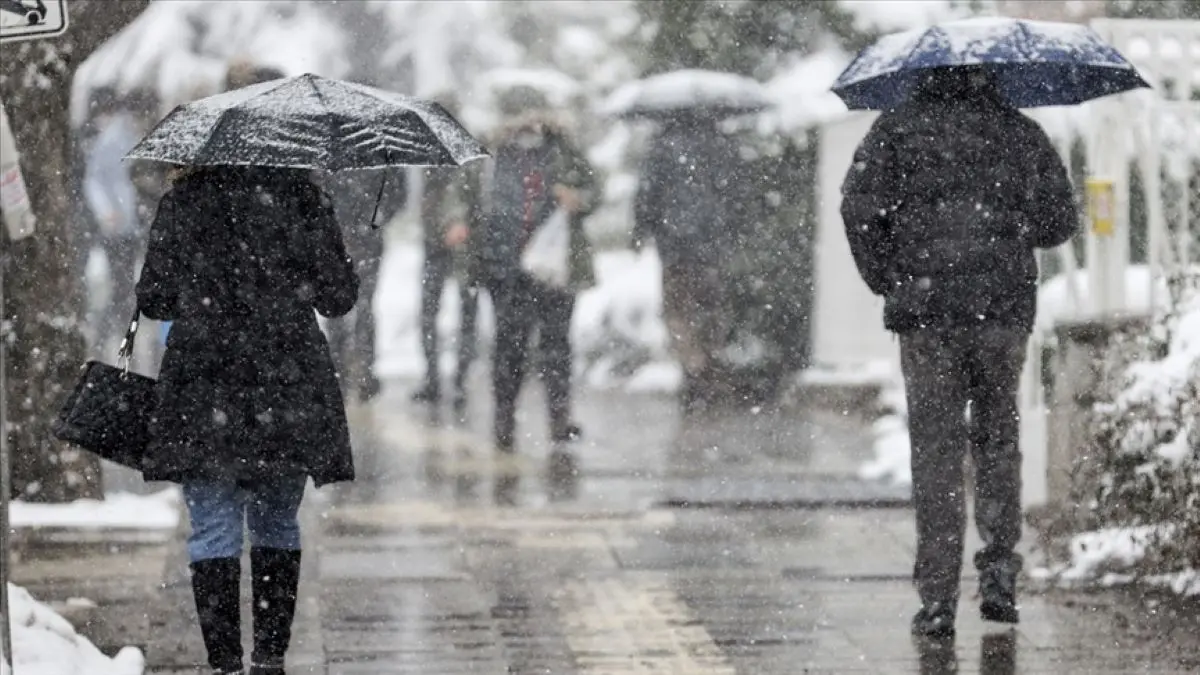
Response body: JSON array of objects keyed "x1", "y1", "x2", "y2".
[
  {"x1": 488, "y1": 274, "x2": 575, "y2": 450},
  {"x1": 899, "y1": 325, "x2": 1027, "y2": 608},
  {"x1": 328, "y1": 255, "x2": 381, "y2": 397},
  {"x1": 418, "y1": 249, "x2": 479, "y2": 392}
]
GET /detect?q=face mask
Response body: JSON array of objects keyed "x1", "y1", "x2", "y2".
[{"x1": 515, "y1": 129, "x2": 543, "y2": 149}]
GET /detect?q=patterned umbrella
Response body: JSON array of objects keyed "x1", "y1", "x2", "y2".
[
  {"x1": 125, "y1": 73, "x2": 488, "y2": 169},
  {"x1": 832, "y1": 18, "x2": 1151, "y2": 110}
]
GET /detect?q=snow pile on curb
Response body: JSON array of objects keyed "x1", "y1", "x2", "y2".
[
  {"x1": 855, "y1": 368, "x2": 912, "y2": 487},
  {"x1": 3, "y1": 584, "x2": 145, "y2": 675},
  {"x1": 9, "y1": 489, "x2": 181, "y2": 531},
  {"x1": 1030, "y1": 526, "x2": 1200, "y2": 596}
]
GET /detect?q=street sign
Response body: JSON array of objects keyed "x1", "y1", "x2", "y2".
[
  {"x1": 0, "y1": 0, "x2": 68, "y2": 43},
  {"x1": 1086, "y1": 177, "x2": 1116, "y2": 237}
]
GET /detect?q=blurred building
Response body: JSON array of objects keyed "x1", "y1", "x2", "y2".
[{"x1": 995, "y1": 0, "x2": 1106, "y2": 22}]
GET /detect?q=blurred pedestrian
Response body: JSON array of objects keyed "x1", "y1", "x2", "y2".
[
  {"x1": 323, "y1": 166, "x2": 408, "y2": 403},
  {"x1": 840, "y1": 67, "x2": 1078, "y2": 638},
  {"x1": 477, "y1": 86, "x2": 598, "y2": 452},
  {"x1": 226, "y1": 59, "x2": 285, "y2": 91},
  {"x1": 411, "y1": 92, "x2": 485, "y2": 412},
  {"x1": 632, "y1": 111, "x2": 740, "y2": 412},
  {"x1": 136, "y1": 165, "x2": 358, "y2": 675},
  {"x1": 81, "y1": 86, "x2": 146, "y2": 357}
]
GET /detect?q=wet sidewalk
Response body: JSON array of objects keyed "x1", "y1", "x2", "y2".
[{"x1": 141, "y1": 382, "x2": 1199, "y2": 674}]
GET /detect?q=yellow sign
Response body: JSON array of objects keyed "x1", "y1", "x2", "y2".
[{"x1": 1086, "y1": 177, "x2": 1115, "y2": 236}]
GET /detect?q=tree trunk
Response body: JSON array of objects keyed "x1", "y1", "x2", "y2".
[{"x1": 0, "y1": 0, "x2": 149, "y2": 502}]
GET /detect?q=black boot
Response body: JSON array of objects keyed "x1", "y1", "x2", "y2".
[
  {"x1": 911, "y1": 601, "x2": 956, "y2": 638},
  {"x1": 411, "y1": 378, "x2": 440, "y2": 404},
  {"x1": 979, "y1": 560, "x2": 1020, "y2": 624},
  {"x1": 250, "y1": 548, "x2": 302, "y2": 675},
  {"x1": 190, "y1": 558, "x2": 244, "y2": 675},
  {"x1": 550, "y1": 421, "x2": 583, "y2": 444}
]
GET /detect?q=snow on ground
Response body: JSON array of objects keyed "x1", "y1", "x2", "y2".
[
  {"x1": 1035, "y1": 266, "x2": 1179, "y2": 336},
  {"x1": 9, "y1": 489, "x2": 181, "y2": 531},
  {"x1": 3, "y1": 584, "x2": 145, "y2": 675},
  {"x1": 1030, "y1": 526, "x2": 1200, "y2": 596},
  {"x1": 375, "y1": 241, "x2": 676, "y2": 393}
]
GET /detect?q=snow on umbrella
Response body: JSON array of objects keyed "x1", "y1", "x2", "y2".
[
  {"x1": 124, "y1": 73, "x2": 489, "y2": 170},
  {"x1": 600, "y1": 69, "x2": 773, "y2": 120},
  {"x1": 831, "y1": 18, "x2": 1151, "y2": 110}
]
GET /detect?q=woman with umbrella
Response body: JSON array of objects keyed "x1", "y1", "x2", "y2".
[{"x1": 128, "y1": 75, "x2": 486, "y2": 675}]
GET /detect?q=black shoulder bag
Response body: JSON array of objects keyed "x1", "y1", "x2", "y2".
[{"x1": 52, "y1": 309, "x2": 157, "y2": 470}]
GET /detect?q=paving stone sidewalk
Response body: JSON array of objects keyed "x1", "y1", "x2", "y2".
[{"x1": 30, "y1": 385, "x2": 1200, "y2": 674}]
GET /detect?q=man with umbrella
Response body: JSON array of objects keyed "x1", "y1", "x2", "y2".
[
  {"x1": 632, "y1": 110, "x2": 744, "y2": 412},
  {"x1": 835, "y1": 19, "x2": 1147, "y2": 637}
]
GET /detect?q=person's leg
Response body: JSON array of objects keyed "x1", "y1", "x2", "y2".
[
  {"x1": 356, "y1": 256, "x2": 383, "y2": 402},
  {"x1": 454, "y1": 281, "x2": 480, "y2": 411},
  {"x1": 661, "y1": 263, "x2": 705, "y2": 410},
  {"x1": 536, "y1": 285, "x2": 579, "y2": 442},
  {"x1": 900, "y1": 328, "x2": 971, "y2": 636},
  {"x1": 691, "y1": 262, "x2": 728, "y2": 398},
  {"x1": 183, "y1": 481, "x2": 247, "y2": 674},
  {"x1": 491, "y1": 276, "x2": 534, "y2": 452},
  {"x1": 415, "y1": 248, "x2": 452, "y2": 401},
  {"x1": 965, "y1": 325, "x2": 1028, "y2": 623},
  {"x1": 246, "y1": 475, "x2": 307, "y2": 672}
]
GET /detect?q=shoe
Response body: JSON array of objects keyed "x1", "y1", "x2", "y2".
[
  {"x1": 250, "y1": 548, "x2": 302, "y2": 674},
  {"x1": 979, "y1": 561, "x2": 1020, "y2": 624},
  {"x1": 359, "y1": 374, "x2": 381, "y2": 403},
  {"x1": 451, "y1": 388, "x2": 468, "y2": 417},
  {"x1": 191, "y1": 558, "x2": 244, "y2": 675},
  {"x1": 911, "y1": 602, "x2": 956, "y2": 638},
  {"x1": 411, "y1": 381, "x2": 440, "y2": 404},
  {"x1": 550, "y1": 422, "x2": 582, "y2": 444}
]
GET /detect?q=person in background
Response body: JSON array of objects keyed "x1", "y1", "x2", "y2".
[
  {"x1": 411, "y1": 92, "x2": 484, "y2": 413},
  {"x1": 840, "y1": 66, "x2": 1078, "y2": 638},
  {"x1": 82, "y1": 87, "x2": 146, "y2": 356},
  {"x1": 477, "y1": 86, "x2": 598, "y2": 453},
  {"x1": 323, "y1": 165, "x2": 408, "y2": 403},
  {"x1": 632, "y1": 110, "x2": 741, "y2": 413},
  {"x1": 137, "y1": 165, "x2": 358, "y2": 675}
]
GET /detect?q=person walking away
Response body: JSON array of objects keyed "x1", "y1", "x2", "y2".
[
  {"x1": 478, "y1": 87, "x2": 598, "y2": 452},
  {"x1": 411, "y1": 93, "x2": 484, "y2": 411},
  {"x1": 840, "y1": 67, "x2": 1078, "y2": 638},
  {"x1": 136, "y1": 166, "x2": 359, "y2": 674},
  {"x1": 82, "y1": 90, "x2": 145, "y2": 358},
  {"x1": 324, "y1": 168, "x2": 408, "y2": 402},
  {"x1": 632, "y1": 112, "x2": 739, "y2": 413}
]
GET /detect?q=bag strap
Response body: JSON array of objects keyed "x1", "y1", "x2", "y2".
[{"x1": 115, "y1": 307, "x2": 140, "y2": 373}]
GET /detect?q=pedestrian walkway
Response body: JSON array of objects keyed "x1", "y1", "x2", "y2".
[{"x1": 137, "y1": 384, "x2": 1200, "y2": 673}]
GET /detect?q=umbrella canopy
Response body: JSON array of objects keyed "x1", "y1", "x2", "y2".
[
  {"x1": 600, "y1": 69, "x2": 773, "y2": 120},
  {"x1": 125, "y1": 73, "x2": 489, "y2": 170},
  {"x1": 832, "y1": 18, "x2": 1151, "y2": 110}
]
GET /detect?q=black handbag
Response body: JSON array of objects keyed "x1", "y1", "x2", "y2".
[{"x1": 52, "y1": 309, "x2": 157, "y2": 470}]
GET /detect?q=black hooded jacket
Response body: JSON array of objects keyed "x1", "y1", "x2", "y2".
[{"x1": 840, "y1": 69, "x2": 1079, "y2": 333}]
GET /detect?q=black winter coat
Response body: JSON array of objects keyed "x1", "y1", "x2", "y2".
[
  {"x1": 840, "y1": 78, "x2": 1078, "y2": 333},
  {"x1": 633, "y1": 122, "x2": 741, "y2": 266},
  {"x1": 136, "y1": 168, "x2": 359, "y2": 487}
]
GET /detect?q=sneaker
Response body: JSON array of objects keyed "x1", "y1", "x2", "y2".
[{"x1": 911, "y1": 603, "x2": 956, "y2": 638}]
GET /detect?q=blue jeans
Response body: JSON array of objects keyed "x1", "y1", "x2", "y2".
[{"x1": 183, "y1": 477, "x2": 307, "y2": 562}]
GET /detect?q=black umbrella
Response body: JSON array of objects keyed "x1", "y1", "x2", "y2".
[
  {"x1": 125, "y1": 73, "x2": 488, "y2": 226},
  {"x1": 126, "y1": 73, "x2": 487, "y2": 169}
]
